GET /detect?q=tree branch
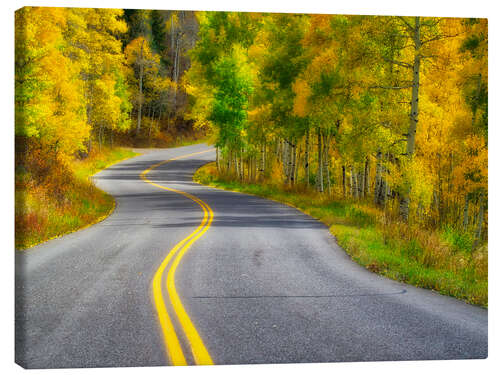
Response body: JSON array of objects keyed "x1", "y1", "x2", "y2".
[
  {"x1": 420, "y1": 54, "x2": 438, "y2": 59},
  {"x1": 397, "y1": 16, "x2": 414, "y2": 32},
  {"x1": 383, "y1": 57, "x2": 412, "y2": 69},
  {"x1": 390, "y1": 139, "x2": 408, "y2": 147},
  {"x1": 370, "y1": 85, "x2": 412, "y2": 90},
  {"x1": 421, "y1": 32, "x2": 463, "y2": 46}
]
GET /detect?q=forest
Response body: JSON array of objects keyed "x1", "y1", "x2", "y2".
[
  {"x1": 188, "y1": 12, "x2": 487, "y2": 233},
  {"x1": 15, "y1": 8, "x2": 201, "y2": 248},
  {"x1": 15, "y1": 8, "x2": 487, "y2": 304}
]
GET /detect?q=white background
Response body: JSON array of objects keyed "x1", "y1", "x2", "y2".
[{"x1": 1, "y1": 1, "x2": 497, "y2": 374}]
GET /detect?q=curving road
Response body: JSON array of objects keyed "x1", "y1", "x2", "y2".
[{"x1": 15, "y1": 143, "x2": 487, "y2": 369}]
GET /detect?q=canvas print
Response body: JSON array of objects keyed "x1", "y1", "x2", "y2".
[{"x1": 15, "y1": 6, "x2": 487, "y2": 369}]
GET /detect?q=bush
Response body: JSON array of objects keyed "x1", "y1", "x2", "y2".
[{"x1": 442, "y1": 226, "x2": 474, "y2": 253}]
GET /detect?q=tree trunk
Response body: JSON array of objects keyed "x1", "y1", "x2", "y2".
[
  {"x1": 86, "y1": 81, "x2": 94, "y2": 152},
  {"x1": 316, "y1": 130, "x2": 323, "y2": 192},
  {"x1": 234, "y1": 150, "x2": 239, "y2": 177},
  {"x1": 350, "y1": 165, "x2": 356, "y2": 198},
  {"x1": 287, "y1": 140, "x2": 293, "y2": 184},
  {"x1": 323, "y1": 133, "x2": 331, "y2": 194},
  {"x1": 216, "y1": 146, "x2": 220, "y2": 172},
  {"x1": 359, "y1": 170, "x2": 365, "y2": 198},
  {"x1": 291, "y1": 141, "x2": 297, "y2": 185},
  {"x1": 136, "y1": 40, "x2": 145, "y2": 136},
  {"x1": 374, "y1": 152, "x2": 381, "y2": 205},
  {"x1": 295, "y1": 144, "x2": 300, "y2": 185},
  {"x1": 406, "y1": 17, "x2": 421, "y2": 157},
  {"x1": 305, "y1": 128, "x2": 310, "y2": 186},
  {"x1": 173, "y1": 37, "x2": 181, "y2": 107},
  {"x1": 463, "y1": 194, "x2": 469, "y2": 229},
  {"x1": 399, "y1": 16, "x2": 421, "y2": 222},
  {"x1": 170, "y1": 15, "x2": 175, "y2": 72},
  {"x1": 474, "y1": 193, "x2": 485, "y2": 247},
  {"x1": 342, "y1": 165, "x2": 346, "y2": 197},
  {"x1": 471, "y1": 73, "x2": 482, "y2": 128},
  {"x1": 240, "y1": 149, "x2": 244, "y2": 181},
  {"x1": 254, "y1": 155, "x2": 257, "y2": 182},
  {"x1": 352, "y1": 166, "x2": 359, "y2": 199},
  {"x1": 364, "y1": 156, "x2": 370, "y2": 196},
  {"x1": 374, "y1": 152, "x2": 388, "y2": 207},
  {"x1": 98, "y1": 123, "x2": 103, "y2": 152},
  {"x1": 157, "y1": 108, "x2": 162, "y2": 132},
  {"x1": 284, "y1": 139, "x2": 287, "y2": 175},
  {"x1": 149, "y1": 105, "x2": 155, "y2": 145},
  {"x1": 263, "y1": 140, "x2": 267, "y2": 176},
  {"x1": 260, "y1": 140, "x2": 265, "y2": 173}
]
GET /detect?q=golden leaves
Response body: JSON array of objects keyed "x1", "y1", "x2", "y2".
[{"x1": 292, "y1": 79, "x2": 310, "y2": 117}]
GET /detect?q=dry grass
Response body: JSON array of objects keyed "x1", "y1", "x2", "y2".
[{"x1": 15, "y1": 146, "x2": 138, "y2": 249}]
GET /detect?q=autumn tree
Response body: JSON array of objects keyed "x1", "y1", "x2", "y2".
[
  {"x1": 15, "y1": 7, "x2": 89, "y2": 162},
  {"x1": 124, "y1": 36, "x2": 161, "y2": 135},
  {"x1": 64, "y1": 8, "x2": 130, "y2": 151}
]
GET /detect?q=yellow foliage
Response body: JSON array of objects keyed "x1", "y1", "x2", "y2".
[{"x1": 15, "y1": 7, "x2": 90, "y2": 161}]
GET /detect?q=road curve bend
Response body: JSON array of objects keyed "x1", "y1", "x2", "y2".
[{"x1": 15, "y1": 143, "x2": 487, "y2": 368}]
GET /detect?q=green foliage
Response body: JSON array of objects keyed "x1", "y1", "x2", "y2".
[
  {"x1": 150, "y1": 10, "x2": 167, "y2": 55},
  {"x1": 210, "y1": 55, "x2": 253, "y2": 147},
  {"x1": 114, "y1": 69, "x2": 133, "y2": 132},
  {"x1": 442, "y1": 226, "x2": 475, "y2": 253},
  {"x1": 123, "y1": 9, "x2": 152, "y2": 46}
]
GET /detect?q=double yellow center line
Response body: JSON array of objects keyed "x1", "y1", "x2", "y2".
[{"x1": 140, "y1": 149, "x2": 215, "y2": 366}]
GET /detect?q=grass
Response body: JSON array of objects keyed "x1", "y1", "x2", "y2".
[
  {"x1": 117, "y1": 128, "x2": 211, "y2": 149},
  {"x1": 71, "y1": 147, "x2": 138, "y2": 180},
  {"x1": 168, "y1": 134, "x2": 211, "y2": 148},
  {"x1": 194, "y1": 162, "x2": 488, "y2": 307},
  {"x1": 15, "y1": 147, "x2": 138, "y2": 250}
]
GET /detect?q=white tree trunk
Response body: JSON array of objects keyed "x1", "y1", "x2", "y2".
[
  {"x1": 474, "y1": 193, "x2": 485, "y2": 247},
  {"x1": 317, "y1": 130, "x2": 323, "y2": 192},
  {"x1": 463, "y1": 194, "x2": 469, "y2": 229},
  {"x1": 342, "y1": 165, "x2": 346, "y2": 197},
  {"x1": 400, "y1": 16, "x2": 421, "y2": 221},
  {"x1": 136, "y1": 40, "x2": 145, "y2": 135},
  {"x1": 351, "y1": 166, "x2": 358, "y2": 199},
  {"x1": 260, "y1": 140, "x2": 265, "y2": 173},
  {"x1": 305, "y1": 129, "x2": 310, "y2": 186},
  {"x1": 216, "y1": 146, "x2": 220, "y2": 172},
  {"x1": 364, "y1": 157, "x2": 370, "y2": 196},
  {"x1": 323, "y1": 133, "x2": 331, "y2": 194}
]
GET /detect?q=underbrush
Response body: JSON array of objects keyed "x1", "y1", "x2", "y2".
[
  {"x1": 15, "y1": 146, "x2": 138, "y2": 249},
  {"x1": 194, "y1": 162, "x2": 487, "y2": 307},
  {"x1": 115, "y1": 128, "x2": 210, "y2": 148}
]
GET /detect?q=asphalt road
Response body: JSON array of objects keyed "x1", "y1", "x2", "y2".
[{"x1": 15, "y1": 143, "x2": 488, "y2": 368}]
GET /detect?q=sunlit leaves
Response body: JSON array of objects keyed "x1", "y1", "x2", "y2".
[
  {"x1": 187, "y1": 12, "x2": 487, "y2": 226},
  {"x1": 15, "y1": 7, "x2": 89, "y2": 160}
]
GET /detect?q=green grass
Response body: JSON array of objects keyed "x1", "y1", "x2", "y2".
[
  {"x1": 194, "y1": 162, "x2": 487, "y2": 307},
  {"x1": 169, "y1": 134, "x2": 211, "y2": 148},
  {"x1": 15, "y1": 147, "x2": 139, "y2": 250},
  {"x1": 441, "y1": 225, "x2": 475, "y2": 254},
  {"x1": 72, "y1": 147, "x2": 138, "y2": 180}
]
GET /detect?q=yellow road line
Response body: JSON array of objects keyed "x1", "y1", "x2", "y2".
[
  {"x1": 140, "y1": 149, "x2": 214, "y2": 366},
  {"x1": 166, "y1": 197, "x2": 214, "y2": 365}
]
